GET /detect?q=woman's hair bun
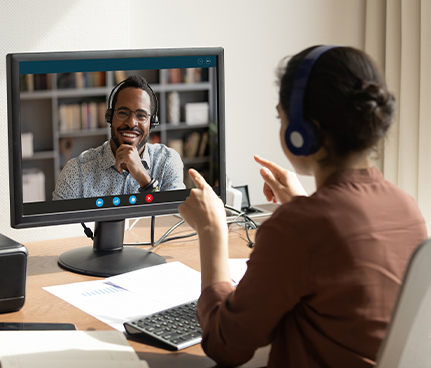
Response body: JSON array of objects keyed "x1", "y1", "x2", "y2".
[{"x1": 352, "y1": 81, "x2": 396, "y2": 123}]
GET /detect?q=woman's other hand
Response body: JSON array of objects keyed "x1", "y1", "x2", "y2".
[{"x1": 254, "y1": 155, "x2": 308, "y2": 204}]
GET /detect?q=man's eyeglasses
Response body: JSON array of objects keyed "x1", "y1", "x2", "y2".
[{"x1": 115, "y1": 108, "x2": 151, "y2": 123}]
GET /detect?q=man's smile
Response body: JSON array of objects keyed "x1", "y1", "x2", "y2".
[
  {"x1": 117, "y1": 127, "x2": 143, "y2": 144},
  {"x1": 121, "y1": 131, "x2": 140, "y2": 138}
]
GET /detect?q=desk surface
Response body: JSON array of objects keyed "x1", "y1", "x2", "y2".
[{"x1": 2, "y1": 207, "x2": 276, "y2": 367}]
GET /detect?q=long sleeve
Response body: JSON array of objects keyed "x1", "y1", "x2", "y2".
[{"x1": 196, "y1": 218, "x2": 311, "y2": 367}]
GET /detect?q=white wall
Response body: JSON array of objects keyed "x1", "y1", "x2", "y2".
[
  {"x1": 0, "y1": 0, "x2": 365, "y2": 243},
  {"x1": 128, "y1": 0, "x2": 366, "y2": 200}
]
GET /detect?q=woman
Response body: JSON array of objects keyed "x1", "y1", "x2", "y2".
[{"x1": 178, "y1": 46, "x2": 427, "y2": 367}]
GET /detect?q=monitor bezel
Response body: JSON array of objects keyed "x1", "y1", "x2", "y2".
[{"x1": 7, "y1": 47, "x2": 226, "y2": 229}]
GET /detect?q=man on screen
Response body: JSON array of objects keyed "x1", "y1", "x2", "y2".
[{"x1": 53, "y1": 75, "x2": 185, "y2": 200}]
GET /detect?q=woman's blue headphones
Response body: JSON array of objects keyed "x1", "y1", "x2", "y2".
[{"x1": 285, "y1": 45, "x2": 339, "y2": 156}]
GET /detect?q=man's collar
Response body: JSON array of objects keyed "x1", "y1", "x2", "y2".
[{"x1": 102, "y1": 141, "x2": 117, "y2": 171}]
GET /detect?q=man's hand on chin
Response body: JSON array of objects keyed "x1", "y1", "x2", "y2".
[{"x1": 115, "y1": 144, "x2": 151, "y2": 187}]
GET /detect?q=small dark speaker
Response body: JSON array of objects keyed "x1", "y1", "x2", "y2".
[{"x1": 0, "y1": 234, "x2": 27, "y2": 313}]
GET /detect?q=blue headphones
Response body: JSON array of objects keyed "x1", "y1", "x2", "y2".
[{"x1": 285, "y1": 45, "x2": 339, "y2": 156}]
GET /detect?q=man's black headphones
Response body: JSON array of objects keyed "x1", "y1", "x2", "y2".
[
  {"x1": 105, "y1": 79, "x2": 160, "y2": 129},
  {"x1": 286, "y1": 45, "x2": 339, "y2": 156}
]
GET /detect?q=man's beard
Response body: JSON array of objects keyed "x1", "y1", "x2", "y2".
[{"x1": 111, "y1": 126, "x2": 149, "y2": 154}]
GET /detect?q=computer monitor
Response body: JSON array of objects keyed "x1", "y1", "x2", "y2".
[{"x1": 7, "y1": 47, "x2": 225, "y2": 277}]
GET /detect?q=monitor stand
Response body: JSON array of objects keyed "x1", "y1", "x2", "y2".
[{"x1": 58, "y1": 219, "x2": 166, "y2": 277}]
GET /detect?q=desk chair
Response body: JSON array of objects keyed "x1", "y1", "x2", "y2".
[{"x1": 375, "y1": 238, "x2": 431, "y2": 367}]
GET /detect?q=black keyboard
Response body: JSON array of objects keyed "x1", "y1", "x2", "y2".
[{"x1": 124, "y1": 300, "x2": 202, "y2": 350}]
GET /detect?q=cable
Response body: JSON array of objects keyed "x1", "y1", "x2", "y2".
[
  {"x1": 225, "y1": 205, "x2": 258, "y2": 248},
  {"x1": 81, "y1": 205, "x2": 258, "y2": 250},
  {"x1": 123, "y1": 218, "x2": 196, "y2": 251},
  {"x1": 225, "y1": 205, "x2": 259, "y2": 231},
  {"x1": 151, "y1": 215, "x2": 155, "y2": 247},
  {"x1": 81, "y1": 223, "x2": 94, "y2": 240}
]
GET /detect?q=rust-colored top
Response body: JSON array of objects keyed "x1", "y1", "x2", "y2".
[{"x1": 197, "y1": 167, "x2": 427, "y2": 368}]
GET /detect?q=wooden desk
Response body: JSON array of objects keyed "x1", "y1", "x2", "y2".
[{"x1": 2, "y1": 211, "x2": 274, "y2": 367}]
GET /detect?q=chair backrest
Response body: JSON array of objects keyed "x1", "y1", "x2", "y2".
[{"x1": 376, "y1": 238, "x2": 431, "y2": 367}]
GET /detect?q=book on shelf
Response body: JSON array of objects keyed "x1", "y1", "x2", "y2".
[
  {"x1": 81, "y1": 102, "x2": 100, "y2": 130},
  {"x1": 184, "y1": 68, "x2": 202, "y2": 83},
  {"x1": 168, "y1": 69, "x2": 183, "y2": 84},
  {"x1": 114, "y1": 70, "x2": 127, "y2": 84},
  {"x1": 165, "y1": 68, "x2": 203, "y2": 84},
  {"x1": 25, "y1": 74, "x2": 33, "y2": 92},
  {"x1": 80, "y1": 72, "x2": 106, "y2": 88},
  {"x1": 183, "y1": 131, "x2": 209, "y2": 159},
  {"x1": 198, "y1": 131, "x2": 209, "y2": 157},
  {"x1": 167, "y1": 139, "x2": 184, "y2": 158},
  {"x1": 81, "y1": 102, "x2": 88, "y2": 129},
  {"x1": 20, "y1": 74, "x2": 52, "y2": 92},
  {"x1": 18, "y1": 72, "x2": 105, "y2": 91},
  {"x1": 184, "y1": 132, "x2": 201, "y2": 158},
  {"x1": 75, "y1": 72, "x2": 85, "y2": 89},
  {"x1": 90, "y1": 71, "x2": 106, "y2": 87},
  {"x1": 35, "y1": 73, "x2": 50, "y2": 90},
  {"x1": 89, "y1": 102, "x2": 99, "y2": 129},
  {"x1": 57, "y1": 72, "x2": 106, "y2": 89},
  {"x1": 59, "y1": 102, "x2": 107, "y2": 132},
  {"x1": 58, "y1": 103, "x2": 80, "y2": 132}
]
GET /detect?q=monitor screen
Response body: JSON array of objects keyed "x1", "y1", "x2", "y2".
[{"x1": 7, "y1": 47, "x2": 226, "y2": 276}]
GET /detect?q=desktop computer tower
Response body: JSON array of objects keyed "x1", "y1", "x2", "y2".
[{"x1": 0, "y1": 233, "x2": 27, "y2": 313}]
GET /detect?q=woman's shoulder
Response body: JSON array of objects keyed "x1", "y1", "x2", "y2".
[
  {"x1": 263, "y1": 167, "x2": 425, "y2": 242},
  {"x1": 261, "y1": 195, "x2": 330, "y2": 237}
]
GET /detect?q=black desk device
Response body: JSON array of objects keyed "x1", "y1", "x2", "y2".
[
  {"x1": 124, "y1": 300, "x2": 202, "y2": 350},
  {"x1": 0, "y1": 233, "x2": 28, "y2": 313}
]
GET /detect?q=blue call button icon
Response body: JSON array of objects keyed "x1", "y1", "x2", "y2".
[{"x1": 96, "y1": 198, "x2": 104, "y2": 207}]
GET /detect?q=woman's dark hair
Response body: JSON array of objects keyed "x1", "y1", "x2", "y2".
[
  {"x1": 111, "y1": 75, "x2": 157, "y2": 116},
  {"x1": 278, "y1": 46, "x2": 396, "y2": 163}
]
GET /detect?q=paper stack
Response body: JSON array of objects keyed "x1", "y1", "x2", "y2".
[{"x1": 0, "y1": 330, "x2": 149, "y2": 368}]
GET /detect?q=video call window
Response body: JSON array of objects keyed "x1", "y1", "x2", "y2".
[{"x1": 19, "y1": 64, "x2": 220, "y2": 211}]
